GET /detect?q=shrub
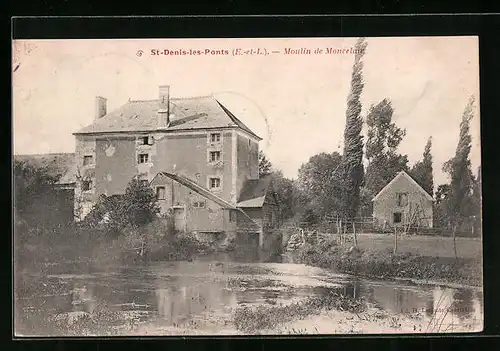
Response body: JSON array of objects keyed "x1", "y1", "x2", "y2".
[{"x1": 233, "y1": 291, "x2": 367, "y2": 333}]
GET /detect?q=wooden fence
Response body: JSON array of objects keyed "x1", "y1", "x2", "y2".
[{"x1": 283, "y1": 214, "x2": 480, "y2": 238}]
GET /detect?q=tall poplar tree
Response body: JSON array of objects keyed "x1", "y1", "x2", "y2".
[
  {"x1": 360, "y1": 98, "x2": 408, "y2": 215},
  {"x1": 410, "y1": 136, "x2": 434, "y2": 197},
  {"x1": 442, "y1": 96, "x2": 476, "y2": 255},
  {"x1": 340, "y1": 37, "x2": 367, "y2": 221}
]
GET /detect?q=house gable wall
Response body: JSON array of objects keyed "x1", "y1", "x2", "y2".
[
  {"x1": 150, "y1": 173, "x2": 225, "y2": 232},
  {"x1": 75, "y1": 129, "x2": 240, "y2": 221},
  {"x1": 373, "y1": 174, "x2": 433, "y2": 228}
]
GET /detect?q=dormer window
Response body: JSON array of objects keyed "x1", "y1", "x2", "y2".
[
  {"x1": 140, "y1": 136, "x2": 153, "y2": 145},
  {"x1": 210, "y1": 133, "x2": 221, "y2": 143}
]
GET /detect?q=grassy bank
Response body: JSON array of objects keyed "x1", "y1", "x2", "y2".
[
  {"x1": 15, "y1": 224, "x2": 215, "y2": 275},
  {"x1": 233, "y1": 291, "x2": 366, "y2": 334},
  {"x1": 353, "y1": 233, "x2": 482, "y2": 259},
  {"x1": 290, "y1": 238, "x2": 482, "y2": 287}
]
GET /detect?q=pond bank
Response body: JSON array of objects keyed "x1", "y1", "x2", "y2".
[
  {"x1": 288, "y1": 242, "x2": 482, "y2": 288},
  {"x1": 260, "y1": 304, "x2": 481, "y2": 334}
]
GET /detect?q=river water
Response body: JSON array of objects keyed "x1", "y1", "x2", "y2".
[{"x1": 15, "y1": 254, "x2": 483, "y2": 336}]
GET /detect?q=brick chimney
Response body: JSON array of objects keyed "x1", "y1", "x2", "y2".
[
  {"x1": 158, "y1": 85, "x2": 170, "y2": 128},
  {"x1": 95, "y1": 96, "x2": 107, "y2": 120}
]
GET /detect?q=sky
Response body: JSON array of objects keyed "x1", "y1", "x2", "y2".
[{"x1": 12, "y1": 37, "x2": 481, "y2": 189}]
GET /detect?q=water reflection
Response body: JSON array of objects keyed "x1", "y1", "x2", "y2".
[
  {"x1": 16, "y1": 260, "x2": 483, "y2": 335},
  {"x1": 154, "y1": 276, "x2": 237, "y2": 325}
]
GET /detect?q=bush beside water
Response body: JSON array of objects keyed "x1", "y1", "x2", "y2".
[
  {"x1": 233, "y1": 291, "x2": 367, "y2": 333},
  {"x1": 291, "y1": 237, "x2": 481, "y2": 287}
]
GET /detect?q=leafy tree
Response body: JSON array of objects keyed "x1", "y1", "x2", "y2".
[
  {"x1": 299, "y1": 207, "x2": 320, "y2": 227},
  {"x1": 83, "y1": 178, "x2": 159, "y2": 232},
  {"x1": 120, "y1": 178, "x2": 160, "y2": 229},
  {"x1": 297, "y1": 152, "x2": 343, "y2": 218},
  {"x1": 14, "y1": 160, "x2": 59, "y2": 217},
  {"x1": 433, "y1": 183, "x2": 452, "y2": 229},
  {"x1": 258, "y1": 150, "x2": 273, "y2": 178},
  {"x1": 471, "y1": 167, "x2": 482, "y2": 236},
  {"x1": 361, "y1": 98, "x2": 409, "y2": 215},
  {"x1": 435, "y1": 184, "x2": 451, "y2": 205},
  {"x1": 270, "y1": 170, "x2": 296, "y2": 224},
  {"x1": 340, "y1": 37, "x2": 367, "y2": 221},
  {"x1": 442, "y1": 96, "x2": 476, "y2": 252},
  {"x1": 13, "y1": 159, "x2": 70, "y2": 231},
  {"x1": 410, "y1": 136, "x2": 434, "y2": 197},
  {"x1": 82, "y1": 194, "x2": 126, "y2": 235},
  {"x1": 364, "y1": 99, "x2": 408, "y2": 194}
]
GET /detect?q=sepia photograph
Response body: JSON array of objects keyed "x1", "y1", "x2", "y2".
[{"x1": 13, "y1": 36, "x2": 482, "y2": 336}]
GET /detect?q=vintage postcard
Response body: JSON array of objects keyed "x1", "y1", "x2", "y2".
[{"x1": 13, "y1": 37, "x2": 482, "y2": 336}]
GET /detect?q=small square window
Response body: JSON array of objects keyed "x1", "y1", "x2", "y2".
[
  {"x1": 393, "y1": 212, "x2": 402, "y2": 223},
  {"x1": 210, "y1": 133, "x2": 221, "y2": 143},
  {"x1": 156, "y1": 186, "x2": 166, "y2": 200},
  {"x1": 209, "y1": 177, "x2": 221, "y2": 189},
  {"x1": 141, "y1": 136, "x2": 149, "y2": 145},
  {"x1": 193, "y1": 201, "x2": 206, "y2": 208},
  {"x1": 209, "y1": 151, "x2": 221, "y2": 162},
  {"x1": 140, "y1": 179, "x2": 149, "y2": 187},
  {"x1": 138, "y1": 154, "x2": 149, "y2": 164},
  {"x1": 82, "y1": 179, "x2": 92, "y2": 191},
  {"x1": 83, "y1": 155, "x2": 93, "y2": 166}
]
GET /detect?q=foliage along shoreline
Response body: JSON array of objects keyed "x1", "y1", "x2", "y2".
[{"x1": 288, "y1": 240, "x2": 482, "y2": 288}]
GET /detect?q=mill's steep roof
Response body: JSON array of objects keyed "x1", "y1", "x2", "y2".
[{"x1": 74, "y1": 95, "x2": 261, "y2": 139}]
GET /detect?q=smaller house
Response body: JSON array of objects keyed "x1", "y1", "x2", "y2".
[
  {"x1": 149, "y1": 172, "x2": 278, "y2": 247},
  {"x1": 372, "y1": 170, "x2": 434, "y2": 229}
]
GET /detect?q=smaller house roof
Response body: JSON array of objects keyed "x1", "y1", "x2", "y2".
[
  {"x1": 151, "y1": 171, "x2": 261, "y2": 226},
  {"x1": 57, "y1": 163, "x2": 78, "y2": 186},
  {"x1": 237, "y1": 175, "x2": 274, "y2": 208},
  {"x1": 371, "y1": 170, "x2": 434, "y2": 202}
]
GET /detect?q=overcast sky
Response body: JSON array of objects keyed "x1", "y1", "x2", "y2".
[{"x1": 13, "y1": 37, "x2": 480, "y2": 188}]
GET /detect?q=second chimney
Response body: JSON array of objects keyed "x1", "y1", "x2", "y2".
[
  {"x1": 158, "y1": 85, "x2": 170, "y2": 128},
  {"x1": 95, "y1": 96, "x2": 107, "y2": 120}
]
